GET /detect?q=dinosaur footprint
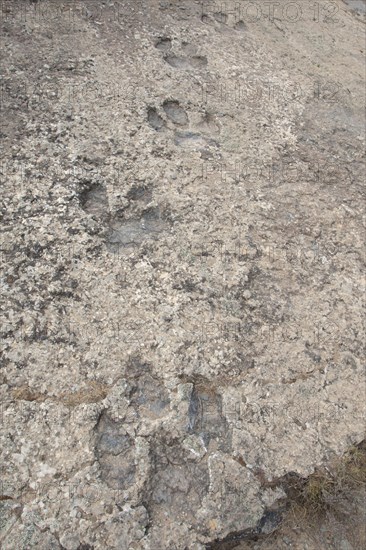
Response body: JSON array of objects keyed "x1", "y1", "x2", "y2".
[
  {"x1": 147, "y1": 107, "x2": 166, "y2": 131},
  {"x1": 147, "y1": 101, "x2": 188, "y2": 131},
  {"x1": 163, "y1": 100, "x2": 188, "y2": 125},
  {"x1": 154, "y1": 37, "x2": 208, "y2": 69},
  {"x1": 155, "y1": 37, "x2": 172, "y2": 52},
  {"x1": 164, "y1": 55, "x2": 207, "y2": 69}
]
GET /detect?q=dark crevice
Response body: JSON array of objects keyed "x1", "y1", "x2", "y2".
[{"x1": 205, "y1": 507, "x2": 285, "y2": 549}]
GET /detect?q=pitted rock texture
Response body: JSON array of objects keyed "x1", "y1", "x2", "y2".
[{"x1": 0, "y1": 1, "x2": 365, "y2": 549}]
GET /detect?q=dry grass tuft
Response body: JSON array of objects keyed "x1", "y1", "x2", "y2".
[
  {"x1": 293, "y1": 440, "x2": 366, "y2": 519},
  {"x1": 235, "y1": 440, "x2": 366, "y2": 549},
  {"x1": 12, "y1": 381, "x2": 108, "y2": 406},
  {"x1": 60, "y1": 381, "x2": 108, "y2": 406},
  {"x1": 12, "y1": 385, "x2": 45, "y2": 402}
]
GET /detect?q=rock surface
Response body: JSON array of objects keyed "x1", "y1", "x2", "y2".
[{"x1": 0, "y1": 1, "x2": 365, "y2": 549}]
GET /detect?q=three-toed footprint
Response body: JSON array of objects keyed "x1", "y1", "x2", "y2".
[
  {"x1": 155, "y1": 37, "x2": 208, "y2": 70},
  {"x1": 146, "y1": 101, "x2": 220, "y2": 157},
  {"x1": 201, "y1": 10, "x2": 247, "y2": 32},
  {"x1": 148, "y1": 37, "x2": 220, "y2": 154},
  {"x1": 147, "y1": 100, "x2": 189, "y2": 131}
]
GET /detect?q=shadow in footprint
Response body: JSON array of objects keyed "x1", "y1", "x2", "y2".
[
  {"x1": 213, "y1": 12, "x2": 228, "y2": 24},
  {"x1": 164, "y1": 55, "x2": 208, "y2": 69},
  {"x1": 148, "y1": 434, "x2": 210, "y2": 525},
  {"x1": 163, "y1": 100, "x2": 188, "y2": 125},
  {"x1": 181, "y1": 41, "x2": 197, "y2": 56},
  {"x1": 129, "y1": 373, "x2": 171, "y2": 420},
  {"x1": 234, "y1": 20, "x2": 247, "y2": 31},
  {"x1": 201, "y1": 14, "x2": 212, "y2": 24},
  {"x1": 174, "y1": 131, "x2": 219, "y2": 151},
  {"x1": 95, "y1": 412, "x2": 136, "y2": 490},
  {"x1": 147, "y1": 107, "x2": 165, "y2": 131},
  {"x1": 155, "y1": 37, "x2": 172, "y2": 51},
  {"x1": 106, "y1": 207, "x2": 171, "y2": 252},
  {"x1": 188, "y1": 383, "x2": 231, "y2": 452},
  {"x1": 80, "y1": 184, "x2": 109, "y2": 221},
  {"x1": 126, "y1": 184, "x2": 153, "y2": 203},
  {"x1": 197, "y1": 113, "x2": 220, "y2": 135}
]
